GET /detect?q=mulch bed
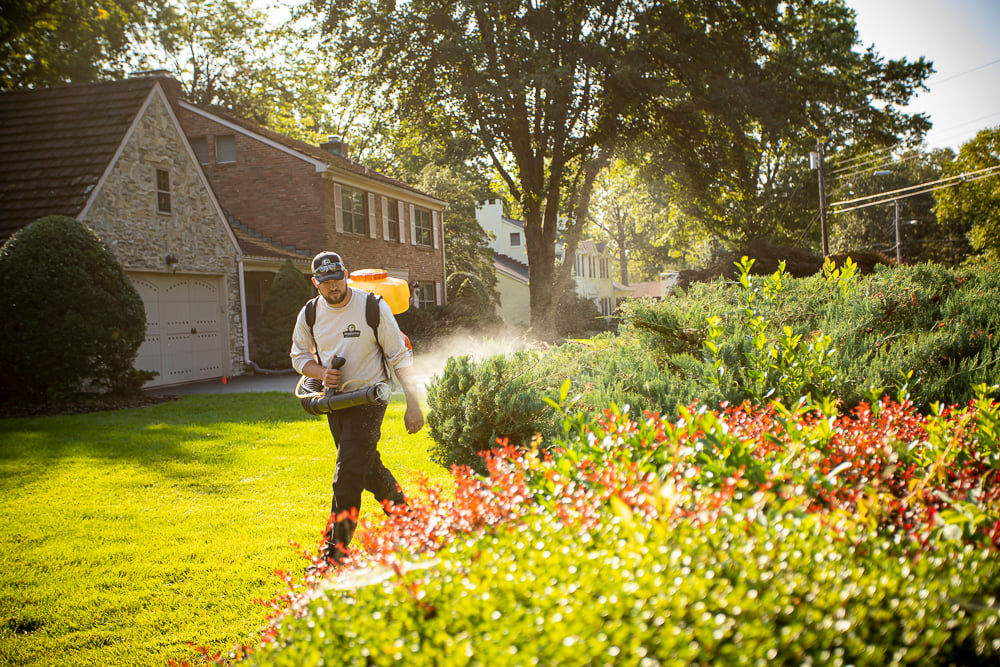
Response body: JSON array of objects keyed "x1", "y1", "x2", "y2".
[{"x1": 0, "y1": 394, "x2": 177, "y2": 419}]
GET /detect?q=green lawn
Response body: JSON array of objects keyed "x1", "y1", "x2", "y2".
[{"x1": 0, "y1": 392, "x2": 451, "y2": 666}]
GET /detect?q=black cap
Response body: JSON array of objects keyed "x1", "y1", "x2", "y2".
[{"x1": 311, "y1": 252, "x2": 346, "y2": 283}]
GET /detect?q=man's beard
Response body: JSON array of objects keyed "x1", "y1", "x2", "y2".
[{"x1": 322, "y1": 287, "x2": 348, "y2": 306}]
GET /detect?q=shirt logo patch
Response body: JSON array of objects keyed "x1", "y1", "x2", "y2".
[{"x1": 342, "y1": 324, "x2": 361, "y2": 338}]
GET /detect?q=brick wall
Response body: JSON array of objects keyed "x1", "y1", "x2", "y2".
[
  {"x1": 177, "y1": 104, "x2": 447, "y2": 302},
  {"x1": 179, "y1": 108, "x2": 326, "y2": 253}
]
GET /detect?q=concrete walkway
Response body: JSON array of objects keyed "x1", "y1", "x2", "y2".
[{"x1": 145, "y1": 372, "x2": 301, "y2": 396}]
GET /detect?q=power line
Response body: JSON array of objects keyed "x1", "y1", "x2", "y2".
[{"x1": 829, "y1": 166, "x2": 1000, "y2": 214}]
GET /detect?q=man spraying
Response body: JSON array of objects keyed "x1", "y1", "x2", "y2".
[{"x1": 290, "y1": 251, "x2": 424, "y2": 567}]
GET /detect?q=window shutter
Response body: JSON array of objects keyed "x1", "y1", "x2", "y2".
[
  {"x1": 334, "y1": 184, "x2": 343, "y2": 233},
  {"x1": 435, "y1": 281, "x2": 442, "y2": 306},
  {"x1": 368, "y1": 193, "x2": 377, "y2": 239},
  {"x1": 432, "y1": 210, "x2": 441, "y2": 249},
  {"x1": 397, "y1": 201, "x2": 406, "y2": 243},
  {"x1": 409, "y1": 204, "x2": 417, "y2": 246},
  {"x1": 381, "y1": 196, "x2": 389, "y2": 239}
]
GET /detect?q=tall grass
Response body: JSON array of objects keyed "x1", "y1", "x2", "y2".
[{"x1": 0, "y1": 392, "x2": 449, "y2": 666}]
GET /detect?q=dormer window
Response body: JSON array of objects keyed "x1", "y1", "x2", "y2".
[{"x1": 510, "y1": 232, "x2": 521, "y2": 247}]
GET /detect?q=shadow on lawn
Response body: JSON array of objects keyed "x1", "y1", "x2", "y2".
[{"x1": 0, "y1": 392, "x2": 319, "y2": 485}]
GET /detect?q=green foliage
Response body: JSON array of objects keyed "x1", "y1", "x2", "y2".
[
  {"x1": 632, "y1": 0, "x2": 932, "y2": 246},
  {"x1": 0, "y1": 0, "x2": 159, "y2": 89},
  {"x1": 0, "y1": 216, "x2": 148, "y2": 403},
  {"x1": 554, "y1": 289, "x2": 607, "y2": 338},
  {"x1": 829, "y1": 148, "x2": 967, "y2": 263},
  {"x1": 935, "y1": 125, "x2": 1000, "y2": 261},
  {"x1": 426, "y1": 352, "x2": 556, "y2": 473},
  {"x1": 425, "y1": 260, "x2": 1000, "y2": 464},
  {"x1": 239, "y1": 393, "x2": 1000, "y2": 666},
  {"x1": 253, "y1": 259, "x2": 313, "y2": 370}
]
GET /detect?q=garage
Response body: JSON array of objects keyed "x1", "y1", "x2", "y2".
[{"x1": 130, "y1": 273, "x2": 229, "y2": 388}]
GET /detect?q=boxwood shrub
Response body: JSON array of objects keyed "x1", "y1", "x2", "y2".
[{"x1": 0, "y1": 215, "x2": 148, "y2": 402}]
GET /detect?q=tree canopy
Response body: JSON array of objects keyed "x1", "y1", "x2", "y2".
[
  {"x1": 935, "y1": 126, "x2": 1000, "y2": 261},
  {"x1": 1, "y1": 0, "x2": 165, "y2": 89},
  {"x1": 310, "y1": 0, "x2": 933, "y2": 338}
]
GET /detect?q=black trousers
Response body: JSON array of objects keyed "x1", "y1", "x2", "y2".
[{"x1": 324, "y1": 402, "x2": 405, "y2": 548}]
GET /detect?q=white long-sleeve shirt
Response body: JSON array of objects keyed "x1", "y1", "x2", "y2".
[{"x1": 290, "y1": 288, "x2": 412, "y2": 389}]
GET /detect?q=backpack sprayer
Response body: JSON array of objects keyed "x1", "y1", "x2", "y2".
[{"x1": 295, "y1": 269, "x2": 411, "y2": 416}]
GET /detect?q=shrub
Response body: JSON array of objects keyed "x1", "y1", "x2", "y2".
[
  {"x1": 253, "y1": 259, "x2": 314, "y2": 370},
  {"x1": 227, "y1": 391, "x2": 1000, "y2": 666},
  {"x1": 425, "y1": 352, "x2": 556, "y2": 473},
  {"x1": 425, "y1": 259, "x2": 1000, "y2": 464},
  {"x1": 0, "y1": 215, "x2": 148, "y2": 403}
]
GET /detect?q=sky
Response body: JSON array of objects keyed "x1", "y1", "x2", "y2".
[{"x1": 846, "y1": 0, "x2": 1000, "y2": 151}]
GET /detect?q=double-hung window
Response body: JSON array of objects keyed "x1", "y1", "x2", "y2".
[
  {"x1": 414, "y1": 207, "x2": 433, "y2": 246},
  {"x1": 156, "y1": 169, "x2": 172, "y2": 214},
  {"x1": 341, "y1": 187, "x2": 367, "y2": 235}
]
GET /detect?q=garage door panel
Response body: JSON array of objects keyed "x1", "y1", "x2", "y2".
[
  {"x1": 129, "y1": 272, "x2": 227, "y2": 388},
  {"x1": 131, "y1": 278, "x2": 162, "y2": 375}
]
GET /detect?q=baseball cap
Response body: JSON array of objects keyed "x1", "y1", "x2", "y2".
[{"x1": 311, "y1": 252, "x2": 346, "y2": 283}]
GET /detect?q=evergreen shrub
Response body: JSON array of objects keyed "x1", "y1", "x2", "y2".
[
  {"x1": 0, "y1": 216, "x2": 148, "y2": 402},
  {"x1": 425, "y1": 352, "x2": 556, "y2": 473},
  {"x1": 425, "y1": 259, "x2": 1000, "y2": 467},
  {"x1": 253, "y1": 259, "x2": 313, "y2": 370}
]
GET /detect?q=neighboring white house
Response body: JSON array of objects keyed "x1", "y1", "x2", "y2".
[{"x1": 475, "y1": 198, "x2": 618, "y2": 327}]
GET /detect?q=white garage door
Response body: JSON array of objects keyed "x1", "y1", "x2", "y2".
[{"x1": 130, "y1": 273, "x2": 228, "y2": 388}]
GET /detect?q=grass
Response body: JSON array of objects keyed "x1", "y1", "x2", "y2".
[{"x1": 0, "y1": 392, "x2": 452, "y2": 666}]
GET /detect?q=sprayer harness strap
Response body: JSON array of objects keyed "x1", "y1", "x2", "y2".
[{"x1": 304, "y1": 291, "x2": 391, "y2": 379}]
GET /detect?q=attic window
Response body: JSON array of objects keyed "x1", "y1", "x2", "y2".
[
  {"x1": 215, "y1": 134, "x2": 236, "y2": 163},
  {"x1": 190, "y1": 137, "x2": 208, "y2": 165},
  {"x1": 510, "y1": 232, "x2": 521, "y2": 247},
  {"x1": 156, "y1": 169, "x2": 172, "y2": 214}
]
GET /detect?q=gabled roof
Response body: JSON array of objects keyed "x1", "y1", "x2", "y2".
[{"x1": 0, "y1": 77, "x2": 163, "y2": 242}]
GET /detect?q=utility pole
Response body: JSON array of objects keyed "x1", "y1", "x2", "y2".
[
  {"x1": 893, "y1": 199, "x2": 902, "y2": 264},
  {"x1": 811, "y1": 140, "x2": 829, "y2": 257}
]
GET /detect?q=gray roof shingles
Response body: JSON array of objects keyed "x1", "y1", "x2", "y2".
[{"x1": 0, "y1": 78, "x2": 159, "y2": 242}]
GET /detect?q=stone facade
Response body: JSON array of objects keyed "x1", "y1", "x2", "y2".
[{"x1": 83, "y1": 88, "x2": 246, "y2": 376}]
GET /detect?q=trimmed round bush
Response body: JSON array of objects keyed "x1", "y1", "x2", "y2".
[{"x1": 0, "y1": 216, "x2": 147, "y2": 402}]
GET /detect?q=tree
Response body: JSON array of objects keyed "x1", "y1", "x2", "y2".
[
  {"x1": 935, "y1": 126, "x2": 1000, "y2": 261},
  {"x1": 411, "y1": 163, "x2": 500, "y2": 310},
  {"x1": 310, "y1": 0, "x2": 769, "y2": 338},
  {"x1": 631, "y1": 0, "x2": 932, "y2": 249},
  {"x1": 253, "y1": 259, "x2": 313, "y2": 370},
  {"x1": 588, "y1": 159, "x2": 711, "y2": 284},
  {"x1": 0, "y1": 0, "x2": 165, "y2": 89},
  {"x1": 828, "y1": 147, "x2": 962, "y2": 263},
  {"x1": 0, "y1": 216, "x2": 148, "y2": 402}
]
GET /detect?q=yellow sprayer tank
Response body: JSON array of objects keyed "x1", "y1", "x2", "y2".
[{"x1": 347, "y1": 269, "x2": 410, "y2": 314}]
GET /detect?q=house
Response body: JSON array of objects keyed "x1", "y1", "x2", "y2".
[
  {"x1": 0, "y1": 74, "x2": 449, "y2": 386},
  {"x1": 475, "y1": 198, "x2": 618, "y2": 327},
  {"x1": 174, "y1": 102, "x2": 449, "y2": 351},
  {"x1": 625, "y1": 271, "x2": 681, "y2": 301},
  {"x1": 0, "y1": 76, "x2": 246, "y2": 388},
  {"x1": 475, "y1": 198, "x2": 530, "y2": 326}
]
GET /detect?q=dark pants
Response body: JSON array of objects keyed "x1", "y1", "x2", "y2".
[{"x1": 323, "y1": 402, "x2": 405, "y2": 551}]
